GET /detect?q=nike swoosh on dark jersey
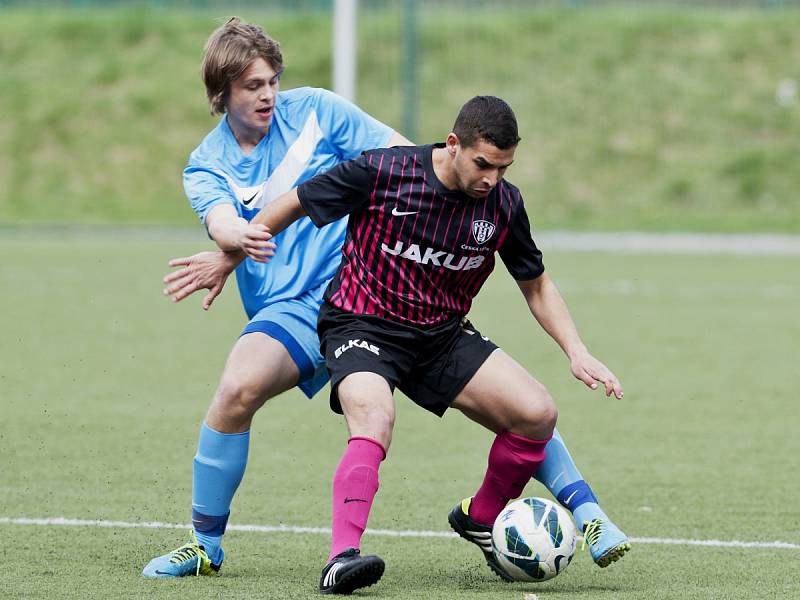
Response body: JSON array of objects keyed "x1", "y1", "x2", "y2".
[{"x1": 391, "y1": 207, "x2": 418, "y2": 216}]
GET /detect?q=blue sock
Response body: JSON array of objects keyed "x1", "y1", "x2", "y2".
[
  {"x1": 191, "y1": 422, "x2": 249, "y2": 564},
  {"x1": 533, "y1": 428, "x2": 607, "y2": 531}
]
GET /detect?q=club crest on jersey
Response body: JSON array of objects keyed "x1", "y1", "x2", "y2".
[{"x1": 472, "y1": 220, "x2": 496, "y2": 245}]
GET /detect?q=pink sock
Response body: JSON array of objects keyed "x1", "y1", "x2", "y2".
[
  {"x1": 329, "y1": 436, "x2": 386, "y2": 561},
  {"x1": 469, "y1": 430, "x2": 551, "y2": 526}
]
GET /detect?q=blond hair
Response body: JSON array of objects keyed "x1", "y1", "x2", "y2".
[{"x1": 201, "y1": 17, "x2": 283, "y2": 115}]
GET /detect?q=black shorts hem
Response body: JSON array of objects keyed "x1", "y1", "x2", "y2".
[
  {"x1": 440, "y1": 347, "x2": 499, "y2": 417},
  {"x1": 319, "y1": 304, "x2": 500, "y2": 417},
  {"x1": 328, "y1": 369, "x2": 398, "y2": 415}
]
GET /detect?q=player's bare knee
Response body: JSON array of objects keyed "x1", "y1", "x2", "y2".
[
  {"x1": 213, "y1": 376, "x2": 265, "y2": 420},
  {"x1": 537, "y1": 399, "x2": 558, "y2": 432},
  {"x1": 345, "y1": 395, "x2": 394, "y2": 428},
  {"x1": 512, "y1": 391, "x2": 557, "y2": 439},
  {"x1": 369, "y1": 409, "x2": 394, "y2": 441},
  {"x1": 340, "y1": 392, "x2": 395, "y2": 448}
]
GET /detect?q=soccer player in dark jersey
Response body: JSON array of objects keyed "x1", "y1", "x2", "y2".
[{"x1": 170, "y1": 96, "x2": 628, "y2": 593}]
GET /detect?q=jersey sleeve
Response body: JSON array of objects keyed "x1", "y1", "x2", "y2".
[
  {"x1": 314, "y1": 89, "x2": 395, "y2": 158},
  {"x1": 498, "y1": 203, "x2": 545, "y2": 280},
  {"x1": 183, "y1": 164, "x2": 237, "y2": 225},
  {"x1": 297, "y1": 153, "x2": 374, "y2": 227}
]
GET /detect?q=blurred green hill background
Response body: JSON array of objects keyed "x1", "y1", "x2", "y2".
[{"x1": 1, "y1": 4, "x2": 799, "y2": 231}]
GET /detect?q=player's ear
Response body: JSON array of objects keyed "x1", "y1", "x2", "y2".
[{"x1": 446, "y1": 133, "x2": 459, "y2": 157}]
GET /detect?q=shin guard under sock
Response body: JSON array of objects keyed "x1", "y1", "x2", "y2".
[
  {"x1": 329, "y1": 436, "x2": 386, "y2": 561},
  {"x1": 469, "y1": 430, "x2": 551, "y2": 526}
]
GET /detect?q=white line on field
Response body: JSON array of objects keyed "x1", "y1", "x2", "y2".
[
  {"x1": 1, "y1": 517, "x2": 798, "y2": 550},
  {"x1": 537, "y1": 232, "x2": 800, "y2": 256}
]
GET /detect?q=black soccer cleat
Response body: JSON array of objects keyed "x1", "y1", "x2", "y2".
[
  {"x1": 448, "y1": 497, "x2": 514, "y2": 582},
  {"x1": 319, "y1": 548, "x2": 385, "y2": 595}
]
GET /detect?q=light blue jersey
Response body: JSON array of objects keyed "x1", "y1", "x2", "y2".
[{"x1": 184, "y1": 87, "x2": 394, "y2": 396}]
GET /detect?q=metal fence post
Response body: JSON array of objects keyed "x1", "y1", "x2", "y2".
[{"x1": 402, "y1": 0, "x2": 418, "y2": 142}]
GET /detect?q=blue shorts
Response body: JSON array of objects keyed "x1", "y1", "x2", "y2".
[{"x1": 240, "y1": 289, "x2": 330, "y2": 399}]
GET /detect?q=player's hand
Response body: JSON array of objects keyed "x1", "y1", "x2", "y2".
[
  {"x1": 162, "y1": 250, "x2": 240, "y2": 310},
  {"x1": 569, "y1": 351, "x2": 624, "y2": 399},
  {"x1": 236, "y1": 223, "x2": 276, "y2": 262}
]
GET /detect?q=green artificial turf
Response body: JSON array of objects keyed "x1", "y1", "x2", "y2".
[{"x1": 2, "y1": 233, "x2": 798, "y2": 598}]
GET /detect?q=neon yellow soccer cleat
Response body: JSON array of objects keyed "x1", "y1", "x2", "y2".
[
  {"x1": 582, "y1": 518, "x2": 631, "y2": 568},
  {"x1": 142, "y1": 531, "x2": 222, "y2": 578}
]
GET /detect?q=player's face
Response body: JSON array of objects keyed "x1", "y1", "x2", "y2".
[
  {"x1": 450, "y1": 135, "x2": 516, "y2": 199},
  {"x1": 226, "y1": 58, "x2": 283, "y2": 139}
]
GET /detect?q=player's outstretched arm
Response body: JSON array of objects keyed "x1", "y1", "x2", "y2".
[
  {"x1": 163, "y1": 250, "x2": 241, "y2": 310},
  {"x1": 517, "y1": 274, "x2": 624, "y2": 399},
  {"x1": 163, "y1": 188, "x2": 308, "y2": 309}
]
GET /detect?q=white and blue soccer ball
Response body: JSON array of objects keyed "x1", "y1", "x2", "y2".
[{"x1": 491, "y1": 496, "x2": 577, "y2": 582}]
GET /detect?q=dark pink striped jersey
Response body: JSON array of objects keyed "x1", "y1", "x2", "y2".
[{"x1": 297, "y1": 143, "x2": 544, "y2": 326}]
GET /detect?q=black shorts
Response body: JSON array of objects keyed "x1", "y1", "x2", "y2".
[{"x1": 318, "y1": 303, "x2": 499, "y2": 417}]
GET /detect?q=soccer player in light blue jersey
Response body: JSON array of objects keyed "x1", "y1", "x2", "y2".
[{"x1": 144, "y1": 17, "x2": 629, "y2": 581}]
